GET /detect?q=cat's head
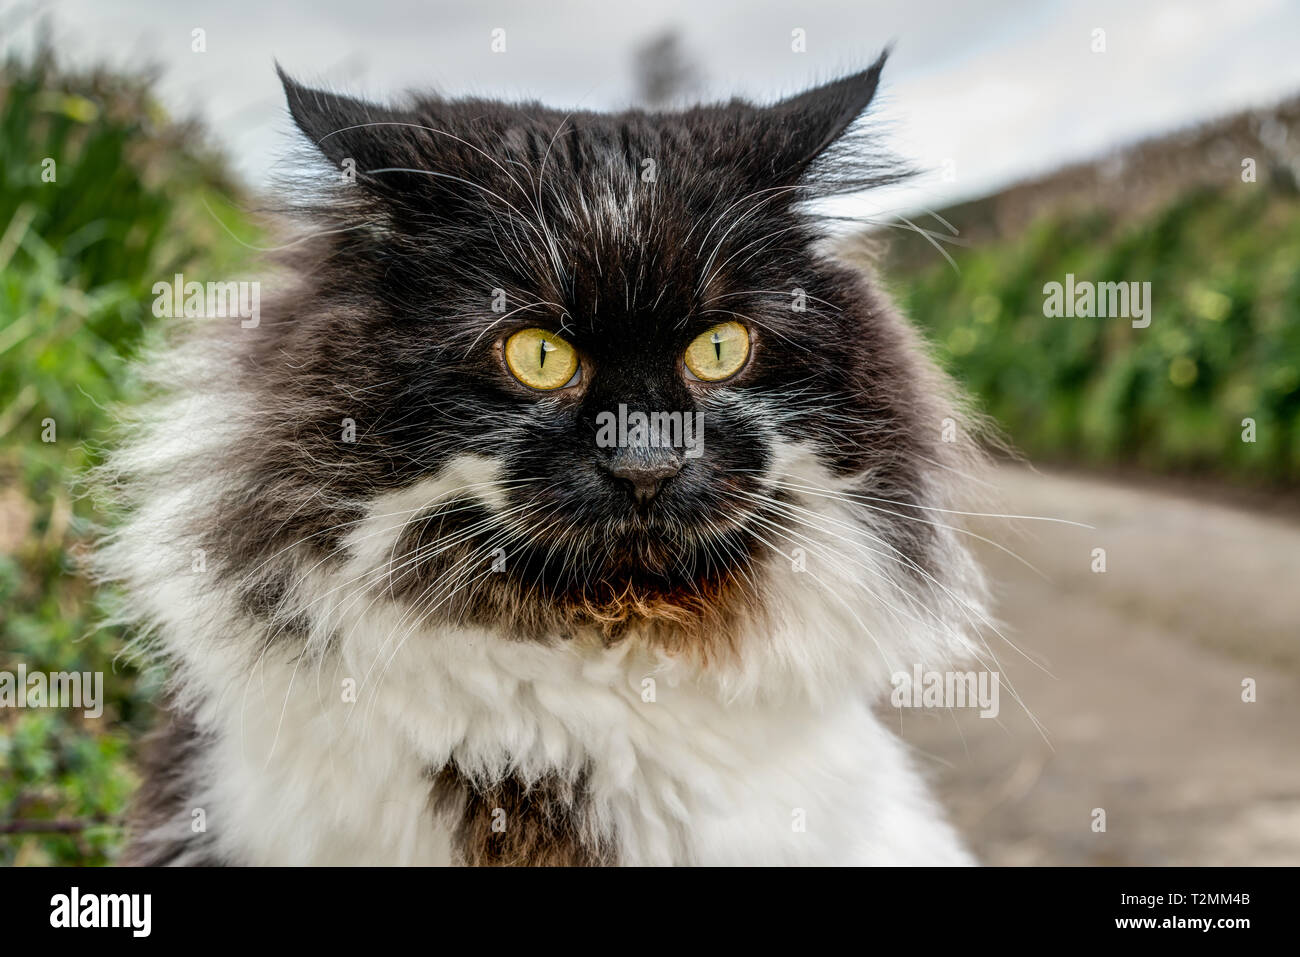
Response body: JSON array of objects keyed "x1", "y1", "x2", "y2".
[{"x1": 197, "y1": 53, "x2": 974, "y2": 654}]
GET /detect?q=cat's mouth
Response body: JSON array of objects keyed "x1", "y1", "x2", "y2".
[{"x1": 380, "y1": 485, "x2": 767, "y2": 635}]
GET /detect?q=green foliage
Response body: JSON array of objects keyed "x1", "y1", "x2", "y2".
[
  {"x1": 891, "y1": 182, "x2": 1300, "y2": 483},
  {"x1": 0, "y1": 48, "x2": 250, "y2": 864}
]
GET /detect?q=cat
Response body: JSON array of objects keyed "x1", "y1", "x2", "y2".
[{"x1": 98, "y1": 50, "x2": 990, "y2": 865}]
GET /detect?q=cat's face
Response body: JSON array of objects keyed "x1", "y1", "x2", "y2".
[{"x1": 214, "y1": 56, "x2": 953, "y2": 643}]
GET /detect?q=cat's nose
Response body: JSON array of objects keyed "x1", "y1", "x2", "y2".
[{"x1": 603, "y1": 452, "x2": 682, "y2": 507}]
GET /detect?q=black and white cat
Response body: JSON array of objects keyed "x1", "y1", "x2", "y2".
[{"x1": 100, "y1": 51, "x2": 990, "y2": 865}]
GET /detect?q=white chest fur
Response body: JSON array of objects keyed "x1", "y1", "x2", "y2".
[
  {"x1": 108, "y1": 441, "x2": 978, "y2": 865},
  {"x1": 185, "y1": 617, "x2": 971, "y2": 865}
]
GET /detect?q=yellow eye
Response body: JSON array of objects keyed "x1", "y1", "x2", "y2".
[
  {"x1": 684, "y1": 321, "x2": 750, "y2": 382},
  {"x1": 504, "y1": 328, "x2": 579, "y2": 391}
]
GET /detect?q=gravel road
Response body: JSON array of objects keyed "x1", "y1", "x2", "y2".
[{"x1": 888, "y1": 464, "x2": 1300, "y2": 865}]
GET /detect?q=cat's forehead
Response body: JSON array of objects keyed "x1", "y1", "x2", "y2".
[
  {"x1": 276, "y1": 63, "x2": 898, "y2": 343},
  {"x1": 552, "y1": 148, "x2": 652, "y2": 245},
  {"x1": 568, "y1": 132, "x2": 780, "y2": 301},
  {"x1": 502, "y1": 118, "x2": 696, "y2": 228},
  {"x1": 483, "y1": 128, "x2": 724, "y2": 336}
]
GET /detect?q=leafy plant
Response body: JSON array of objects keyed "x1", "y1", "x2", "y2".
[
  {"x1": 889, "y1": 181, "x2": 1300, "y2": 483},
  {"x1": 0, "y1": 46, "x2": 251, "y2": 865}
]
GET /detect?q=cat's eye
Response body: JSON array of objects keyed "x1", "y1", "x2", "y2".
[
  {"x1": 504, "y1": 328, "x2": 580, "y2": 391},
  {"x1": 683, "y1": 321, "x2": 750, "y2": 382}
]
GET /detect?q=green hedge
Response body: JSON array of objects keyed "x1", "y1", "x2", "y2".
[{"x1": 891, "y1": 181, "x2": 1300, "y2": 483}]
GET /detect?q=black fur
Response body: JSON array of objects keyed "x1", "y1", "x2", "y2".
[{"x1": 184, "y1": 51, "x2": 957, "y2": 648}]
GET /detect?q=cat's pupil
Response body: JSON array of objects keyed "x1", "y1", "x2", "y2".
[
  {"x1": 711, "y1": 332, "x2": 723, "y2": 361},
  {"x1": 539, "y1": 340, "x2": 551, "y2": 368}
]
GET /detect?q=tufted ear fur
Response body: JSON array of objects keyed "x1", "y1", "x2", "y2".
[
  {"x1": 279, "y1": 65, "x2": 422, "y2": 170},
  {"x1": 277, "y1": 63, "x2": 477, "y2": 208},
  {"x1": 762, "y1": 48, "x2": 890, "y2": 182},
  {"x1": 675, "y1": 48, "x2": 905, "y2": 199},
  {"x1": 279, "y1": 50, "x2": 901, "y2": 211}
]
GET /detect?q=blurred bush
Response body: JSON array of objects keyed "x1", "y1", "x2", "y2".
[
  {"x1": 0, "y1": 44, "x2": 250, "y2": 864},
  {"x1": 887, "y1": 179, "x2": 1300, "y2": 483}
]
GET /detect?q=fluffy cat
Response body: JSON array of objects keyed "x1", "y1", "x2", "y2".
[{"x1": 99, "y1": 50, "x2": 990, "y2": 865}]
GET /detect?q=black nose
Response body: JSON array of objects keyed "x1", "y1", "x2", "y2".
[{"x1": 603, "y1": 451, "x2": 682, "y2": 507}]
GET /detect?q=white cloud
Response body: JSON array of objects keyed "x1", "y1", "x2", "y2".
[{"x1": 13, "y1": 0, "x2": 1300, "y2": 220}]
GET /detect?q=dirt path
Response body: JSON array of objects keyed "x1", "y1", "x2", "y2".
[{"x1": 887, "y1": 464, "x2": 1300, "y2": 865}]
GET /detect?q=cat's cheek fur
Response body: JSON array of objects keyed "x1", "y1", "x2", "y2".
[{"x1": 107, "y1": 423, "x2": 977, "y2": 865}]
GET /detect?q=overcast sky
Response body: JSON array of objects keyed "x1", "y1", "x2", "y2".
[{"x1": 10, "y1": 0, "x2": 1300, "y2": 220}]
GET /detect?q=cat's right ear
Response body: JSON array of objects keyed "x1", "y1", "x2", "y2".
[{"x1": 277, "y1": 65, "x2": 428, "y2": 194}]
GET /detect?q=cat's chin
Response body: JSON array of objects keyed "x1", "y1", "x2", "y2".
[
  {"x1": 430, "y1": 526, "x2": 756, "y2": 649},
  {"x1": 529, "y1": 565, "x2": 750, "y2": 651}
]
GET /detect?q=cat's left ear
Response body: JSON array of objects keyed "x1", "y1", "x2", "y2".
[{"x1": 754, "y1": 48, "x2": 892, "y2": 187}]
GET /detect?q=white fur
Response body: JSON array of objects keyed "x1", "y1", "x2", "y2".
[{"x1": 103, "y1": 386, "x2": 982, "y2": 865}]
